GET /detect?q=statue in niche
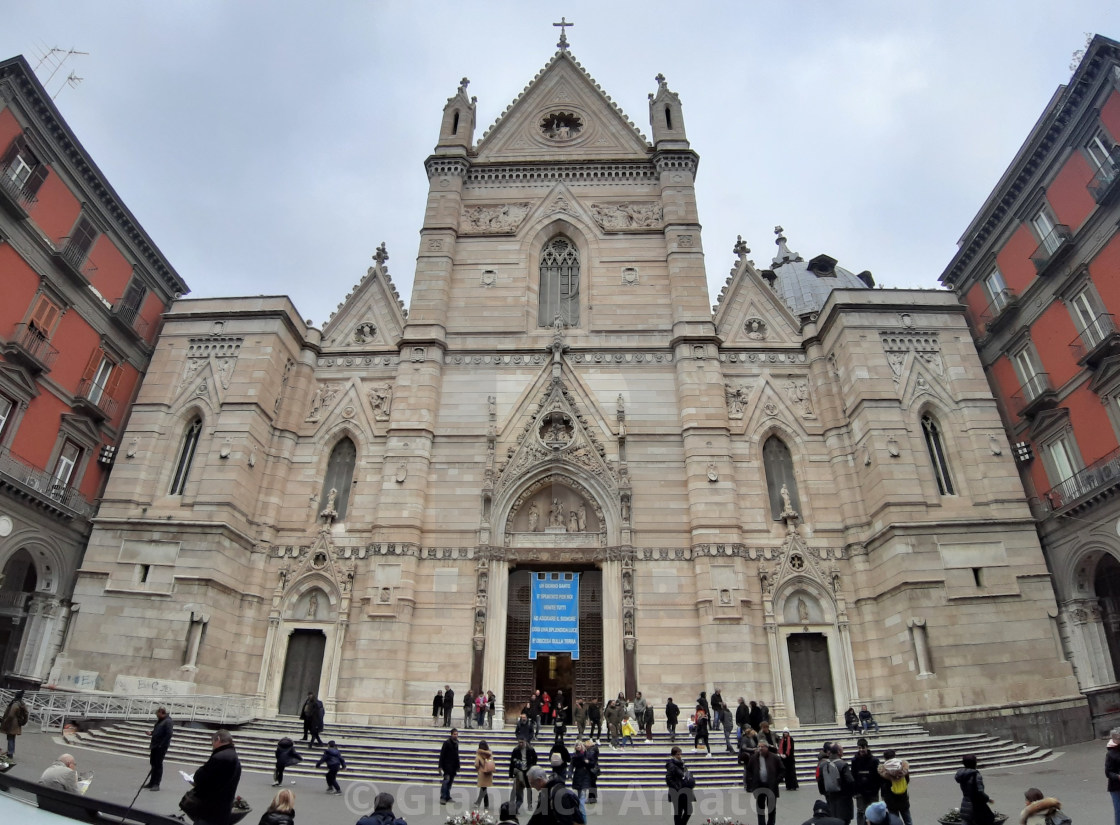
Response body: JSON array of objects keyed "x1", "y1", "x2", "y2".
[
  {"x1": 549, "y1": 498, "x2": 566, "y2": 529},
  {"x1": 369, "y1": 383, "x2": 393, "y2": 422},
  {"x1": 779, "y1": 484, "x2": 798, "y2": 520},
  {"x1": 527, "y1": 502, "x2": 540, "y2": 532},
  {"x1": 577, "y1": 503, "x2": 587, "y2": 532},
  {"x1": 488, "y1": 395, "x2": 496, "y2": 418},
  {"x1": 353, "y1": 322, "x2": 377, "y2": 344},
  {"x1": 785, "y1": 379, "x2": 813, "y2": 417},
  {"x1": 568, "y1": 509, "x2": 579, "y2": 533},
  {"x1": 320, "y1": 488, "x2": 338, "y2": 523},
  {"x1": 797, "y1": 597, "x2": 809, "y2": 624},
  {"x1": 725, "y1": 384, "x2": 747, "y2": 420},
  {"x1": 474, "y1": 609, "x2": 486, "y2": 637},
  {"x1": 307, "y1": 592, "x2": 320, "y2": 620},
  {"x1": 622, "y1": 570, "x2": 633, "y2": 593},
  {"x1": 745, "y1": 318, "x2": 767, "y2": 340},
  {"x1": 624, "y1": 611, "x2": 635, "y2": 637}
]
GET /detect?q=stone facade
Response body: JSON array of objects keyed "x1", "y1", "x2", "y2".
[{"x1": 60, "y1": 49, "x2": 1086, "y2": 743}]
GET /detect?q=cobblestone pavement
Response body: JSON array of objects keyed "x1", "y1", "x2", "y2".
[{"x1": 0, "y1": 729, "x2": 1110, "y2": 824}]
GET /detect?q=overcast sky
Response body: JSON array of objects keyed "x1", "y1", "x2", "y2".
[{"x1": 3, "y1": 2, "x2": 1117, "y2": 326}]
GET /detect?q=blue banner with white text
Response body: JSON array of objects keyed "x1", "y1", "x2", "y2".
[{"x1": 529, "y1": 571, "x2": 580, "y2": 660}]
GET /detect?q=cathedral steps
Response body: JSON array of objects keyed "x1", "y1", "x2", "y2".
[{"x1": 76, "y1": 719, "x2": 1053, "y2": 789}]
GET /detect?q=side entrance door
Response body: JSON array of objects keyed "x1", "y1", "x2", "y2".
[
  {"x1": 278, "y1": 629, "x2": 326, "y2": 716},
  {"x1": 787, "y1": 632, "x2": 836, "y2": 725}
]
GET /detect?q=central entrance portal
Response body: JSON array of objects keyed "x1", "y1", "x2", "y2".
[
  {"x1": 787, "y1": 632, "x2": 836, "y2": 725},
  {"x1": 504, "y1": 567, "x2": 602, "y2": 721},
  {"x1": 278, "y1": 629, "x2": 326, "y2": 716}
]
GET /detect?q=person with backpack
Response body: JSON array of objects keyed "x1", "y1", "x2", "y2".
[
  {"x1": 474, "y1": 738, "x2": 495, "y2": 809},
  {"x1": 315, "y1": 740, "x2": 346, "y2": 794},
  {"x1": 821, "y1": 744, "x2": 855, "y2": 824},
  {"x1": 955, "y1": 754, "x2": 995, "y2": 825},
  {"x1": 878, "y1": 750, "x2": 912, "y2": 825},
  {"x1": 1019, "y1": 788, "x2": 1066, "y2": 825},
  {"x1": 1, "y1": 690, "x2": 29, "y2": 760},
  {"x1": 851, "y1": 738, "x2": 880, "y2": 825},
  {"x1": 665, "y1": 745, "x2": 696, "y2": 825},
  {"x1": 526, "y1": 764, "x2": 585, "y2": 825}
]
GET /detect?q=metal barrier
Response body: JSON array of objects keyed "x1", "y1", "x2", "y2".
[{"x1": 0, "y1": 689, "x2": 260, "y2": 731}]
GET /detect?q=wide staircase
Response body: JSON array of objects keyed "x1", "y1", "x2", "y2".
[{"x1": 74, "y1": 717, "x2": 1053, "y2": 790}]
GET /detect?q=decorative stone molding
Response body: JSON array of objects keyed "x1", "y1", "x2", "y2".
[
  {"x1": 367, "y1": 383, "x2": 393, "y2": 422},
  {"x1": 744, "y1": 318, "x2": 768, "y2": 340},
  {"x1": 725, "y1": 383, "x2": 749, "y2": 420},
  {"x1": 180, "y1": 337, "x2": 243, "y2": 390},
  {"x1": 880, "y1": 331, "x2": 944, "y2": 378},
  {"x1": 590, "y1": 202, "x2": 663, "y2": 231},
  {"x1": 316, "y1": 355, "x2": 399, "y2": 368},
  {"x1": 461, "y1": 203, "x2": 531, "y2": 234},
  {"x1": 424, "y1": 157, "x2": 470, "y2": 179},
  {"x1": 306, "y1": 382, "x2": 344, "y2": 422},
  {"x1": 621, "y1": 267, "x2": 638, "y2": 286},
  {"x1": 463, "y1": 163, "x2": 658, "y2": 188},
  {"x1": 441, "y1": 351, "x2": 674, "y2": 367},
  {"x1": 352, "y1": 322, "x2": 377, "y2": 345},
  {"x1": 719, "y1": 351, "x2": 807, "y2": 365}
]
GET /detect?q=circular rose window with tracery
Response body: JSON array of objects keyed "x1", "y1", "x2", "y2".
[{"x1": 540, "y1": 112, "x2": 583, "y2": 141}]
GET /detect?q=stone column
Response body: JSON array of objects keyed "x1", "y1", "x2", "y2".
[
  {"x1": 764, "y1": 621, "x2": 789, "y2": 724},
  {"x1": 602, "y1": 560, "x2": 624, "y2": 699},
  {"x1": 908, "y1": 617, "x2": 933, "y2": 676},
  {"x1": 836, "y1": 620, "x2": 859, "y2": 710},
  {"x1": 1064, "y1": 599, "x2": 1114, "y2": 688},
  {"x1": 257, "y1": 615, "x2": 281, "y2": 709},
  {"x1": 14, "y1": 594, "x2": 63, "y2": 682},
  {"x1": 482, "y1": 559, "x2": 509, "y2": 728}
]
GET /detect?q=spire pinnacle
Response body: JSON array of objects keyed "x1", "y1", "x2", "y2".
[
  {"x1": 553, "y1": 17, "x2": 573, "y2": 51},
  {"x1": 772, "y1": 225, "x2": 801, "y2": 267}
]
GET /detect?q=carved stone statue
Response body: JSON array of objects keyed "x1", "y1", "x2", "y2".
[
  {"x1": 779, "y1": 483, "x2": 799, "y2": 520},
  {"x1": 549, "y1": 498, "x2": 566, "y2": 529},
  {"x1": 797, "y1": 597, "x2": 809, "y2": 624},
  {"x1": 369, "y1": 383, "x2": 393, "y2": 421},
  {"x1": 785, "y1": 379, "x2": 813, "y2": 417},
  {"x1": 463, "y1": 203, "x2": 531, "y2": 233},
  {"x1": 725, "y1": 384, "x2": 747, "y2": 420},
  {"x1": 320, "y1": 488, "x2": 338, "y2": 522},
  {"x1": 568, "y1": 509, "x2": 579, "y2": 533},
  {"x1": 590, "y1": 201, "x2": 664, "y2": 231},
  {"x1": 307, "y1": 592, "x2": 320, "y2": 619},
  {"x1": 745, "y1": 318, "x2": 767, "y2": 340},
  {"x1": 577, "y1": 503, "x2": 587, "y2": 532},
  {"x1": 527, "y1": 502, "x2": 540, "y2": 532},
  {"x1": 624, "y1": 611, "x2": 635, "y2": 637}
]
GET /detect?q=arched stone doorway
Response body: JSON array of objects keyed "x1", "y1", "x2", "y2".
[
  {"x1": 1095, "y1": 555, "x2": 1120, "y2": 682},
  {"x1": 0, "y1": 549, "x2": 37, "y2": 679}
]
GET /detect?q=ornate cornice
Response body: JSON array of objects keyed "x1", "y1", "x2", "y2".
[
  {"x1": 316, "y1": 353, "x2": 399, "y2": 369},
  {"x1": 652, "y1": 150, "x2": 699, "y2": 176},
  {"x1": 719, "y1": 351, "x2": 808, "y2": 365},
  {"x1": 463, "y1": 162, "x2": 658, "y2": 188},
  {"x1": 425, "y1": 157, "x2": 470, "y2": 179}
]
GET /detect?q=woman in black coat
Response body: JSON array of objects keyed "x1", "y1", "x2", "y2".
[
  {"x1": 778, "y1": 728, "x2": 797, "y2": 790},
  {"x1": 665, "y1": 746, "x2": 696, "y2": 825},
  {"x1": 954, "y1": 754, "x2": 995, "y2": 825},
  {"x1": 272, "y1": 738, "x2": 302, "y2": 786}
]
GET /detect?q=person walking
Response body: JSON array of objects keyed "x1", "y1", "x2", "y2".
[
  {"x1": 356, "y1": 791, "x2": 409, "y2": 825},
  {"x1": 692, "y1": 707, "x2": 710, "y2": 756},
  {"x1": 443, "y1": 686, "x2": 455, "y2": 727},
  {"x1": 605, "y1": 699, "x2": 622, "y2": 749},
  {"x1": 439, "y1": 728, "x2": 461, "y2": 805},
  {"x1": 529, "y1": 690, "x2": 542, "y2": 738},
  {"x1": 258, "y1": 788, "x2": 296, "y2": 825},
  {"x1": 587, "y1": 699, "x2": 601, "y2": 742},
  {"x1": 433, "y1": 689, "x2": 444, "y2": 727},
  {"x1": 1108, "y1": 727, "x2": 1120, "y2": 825},
  {"x1": 665, "y1": 746, "x2": 696, "y2": 825},
  {"x1": 695, "y1": 692, "x2": 709, "y2": 719},
  {"x1": 878, "y1": 750, "x2": 912, "y2": 825},
  {"x1": 463, "y1": 689, "x2": 475, "y2": 730},
  {"x1": 710, "y1": 688, "x2": 724, "y2": 732},
  {"x1": 570, "y1": 740, "x2": 592, "y2": 820},
  {"x1": 315, "y1": 740, "x2": 346, "y2": 795},
  {"x1": 720, "y1": 704, "x2": 735, "y2": 753},
  {"x1": 735, "y1": 698, "x2": 750, "y2": 745},
  {"x1": 509, "y1": 737, "x2": 538, "y2": 814},
  {"x1": 821, "y1": 743, "x2": 855, "y2": 824},
  {"x1": 586, "y1": 739, "x2": 601, "y2": 805},
  {"x1": 748, "y1": 700, "x2": 764, "y2": 733},
  {"x1": 1019, "y1": 788, "x2": 1063, "y2": 825},
  {"x1": 573, "y1": 700, "x2": 587, "y2": 739},
  {"x1": 665, "y1": 697, "x2": 680, "y2": 743},
  {"x1": 744, "y1": 741, "x2": 785, "y2": 825},
  {"x1": 778, "y1": 728, "x2": 798, "y2": 791},
  {"x1": 487, "y1": 691, "x2": 497, "y2": 730},
  {"x1": 851, "y1": 739, "x2": 879, "y2": 825},
  {"x1": 550, "y1": 736, "x2": 571, "y2": 780},
  {"x1": 187, "y1": 729, "x2": 242, "y2": 825},
  {"x1": 299, "y1": 693, "x2": 323, "y2": 744},
  {"x1": 145, "y1": 707, "x2": 173, "y2": 791},
  {"x1": 475, "y1": 739, "x2": 495, "y2": 809},
  {"x1": 516, "y1": 711, "x2": 535, "y2": 744},
  {"x1": 526, "y1": 763, "x2": 583, "y2": 825},
  {"x1": 955, "y1": 754, "x2": 995, "y2": 825},
  {"x1": 1, "y1": 689, "x2": 28, "y2": 760},
  {"x1": 272, "y1": 737, "x2": 302, "y2": 787}
]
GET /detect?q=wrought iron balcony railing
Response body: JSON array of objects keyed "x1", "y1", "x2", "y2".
[
  {"x1": 1089, "y1": 146, "x2": 1120, "y2": 203},
  {"x1": 1, "y1": 323, "x2": 59, "y2": 371},
  {"x1": 1045, "y1": 444, "x2": 1120, "y2": 512},
  {"x1": 1030, "y1": 224, "x2": 1073, "y2": 275},
  {"x1": 111, "y1": 300, "x2": 150, "y2": 338},
  {"x1": 74, "y1": 377, "x2": 118, "y2": 420},
  {"x1": 1070, "y1": 312, "x2": 1120, "y2": 366},
  {"x1": 978, "y1": 288, "x2": 1019, "y2": 334},
  {"x1": 1010, "y1": 372, "x2": 1057, "y2": 418},
  {"x1": 0, "y1": 446, "x2": 94, "y2": 518},
  {"x1": 0, "y1": 163, "x2": 38, "y2": 211},
  {"x1": 53, "y1": 236, "x2": 98, "y2": 279}
]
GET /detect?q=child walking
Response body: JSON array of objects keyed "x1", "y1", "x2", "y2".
[
  {"x1": 315, "y1": 740, "x2": 346, "y2": 794},
  {"x1": 272, "y1": 737, "x2": 302, "y2": 786}
]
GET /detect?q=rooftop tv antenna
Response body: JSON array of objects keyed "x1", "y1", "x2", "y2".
[{"x1": 33, "y1": 46, "x2": 89, "y2": 98}]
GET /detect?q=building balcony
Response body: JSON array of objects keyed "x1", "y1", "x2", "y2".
[
  {"x1": 51, "y1": 238, "x2": 97, "y2": 281},
  {"x1": 1088, "y1": 148, "x2": 1120, "y2": 204},
  {"x1": 1030, "y1": 224, "x2": 1074, "y2": 276},
  {"x1": 1010, "y1": 373, "x2": 1058, "y2": 418},
  {"x1": 72, "y1": 378, "x2": 117, "y2": 422},
  {"x1": 978, "y1": 288, "x2": 1019, "y2": 335},
  {"x1": 1, "y1": 323, "x2": 59, "y2": 373},
  {"x1": 1045, "y1": 444, "x2": 1120, "y2": 513},
  {"x1": 110, "y1": 301, "x2": 150, "y2": 340},
  {"x1": 0, "y1": 165, "x2": 38, "y2": 218},
  {"x1": 1070, "y1": 313, "x2": 1120, "y2": 367},
  {"x1": 0, "y1": 446, "x2": 94, "y2": 519}
]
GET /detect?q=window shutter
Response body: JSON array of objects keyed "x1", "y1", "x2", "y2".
[
  {"x1": 23, "y1": 163, "x2": 47, "y2": 196},
  {"x1": 80, "y1": 349, "x2": 102, "y2": 382},
  {"x1": 28, "y1": 295, "x2": 60, "y2": 333},
  {"x1": 0, "y1": 136, "x2": 24, "y2": 169},
  {"x1": 102, "y1": 361, "x2": 122, "y2": 401}
]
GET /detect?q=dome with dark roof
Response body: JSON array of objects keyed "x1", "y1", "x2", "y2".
[{"x1": 762, "y1": 227, "x2": 872, "y2": 317}]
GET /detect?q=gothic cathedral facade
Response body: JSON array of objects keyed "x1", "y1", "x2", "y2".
[{"x1": 59, "y1": 48, "x2": 1086, "y2": 744}]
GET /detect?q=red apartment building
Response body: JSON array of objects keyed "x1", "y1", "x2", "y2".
[
  {"x1": 0, "y1": 56, "x2": 186, "y2": 688},
  {"x1": 941, "y1": 35, "x2": 1120, "y2": 732}
]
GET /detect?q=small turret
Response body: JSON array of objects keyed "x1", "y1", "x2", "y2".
[
  {"x1": 436, "y1": 77, "x2": 477, "y2": 153},
  {"x1": 648, "y1": 73, "x2": 688, "y2": 149}
]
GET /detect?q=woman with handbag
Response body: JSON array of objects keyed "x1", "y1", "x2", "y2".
[
  {"x1": 955, "y1": 754, "x2": 996, "y2": 825},
  {"x1": 474, "y1": 739, "x2": 495, "y2": 809},
  {"x1": 665, "y1": 745, "x2": 696, "y2": 825}
]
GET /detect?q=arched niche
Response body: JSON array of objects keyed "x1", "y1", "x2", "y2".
[
  {"x1": 774, "y1": 579, "x2": 837, "y2": 625},
  {"x1": 497, "y1": 470, "x2": 616, "y2": 547},
  {"x1": 284, "y1": 578, "x2": 338, "y2": 622}
]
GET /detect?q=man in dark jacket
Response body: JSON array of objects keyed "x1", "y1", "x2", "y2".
[
  {"x1": 587, "y1": 699, "x2": 601, "y2": 741},
  {"x1": 1108, "y1": 728, "x2": 1120, "y2": 817},
  {"x1": 747, "y1": 700, "x2": 764, "y2": 733},
  {"x1": 439, "y1": 728, "x2": 460, "y2": 804},
  {"x1": 850, "y1": 739, "x2": 879, "y2": 825},
  {"x1": 665, "y1": 697, "x2": 680, "y2": 742},
  {"x1": 526, "y1": 764, "x2": 584, "y2": 825},
  {"x1": 301, "y1": 693, "x2": 325, "y2": 746},
  {"x1": 515, "y1": 712, "x2": 535, "y2": 744},
  {"x1": 710, "y1": 688, "x2": 724, "y2": 731},
  {"x1": 529, "y1": 690, "x2": 542, "y2": 738},
  {"x1": 509, "y1": 737, "x2": 538, "y2": 814},
  {"x1": 665, "y1": 746, "x2": 695, "y2": 825},
  {"x1": 743, "y1": 741, "x2": 784, "y2": 825},
  {"x1": 801, "y1": 799, "x2": 846, "y2": 825},
  {"x1": 357, "y1": 791, "x2": 408, "y2": 825},
  {"x1": 736, "y1": 698, "x2": 750, "y2": 744},
  {"x1": 191, "y1": 729, "x2": 241, "y2": 825},
  {"x1": 821, "y1": 744, "x2": 855, "y2": 824},
  {"x1": 443, "y1": 686, "x2": 455, "y2": 727},
  {"x1": 145, "y1": 707, "x2": 173, "y2": 791}
]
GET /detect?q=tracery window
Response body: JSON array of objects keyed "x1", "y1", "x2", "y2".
[
  {"x1": 921, "y1": 414, "x2": 955, "y2": 496},
  {"x1": 321, "y1": 437, "x2": 357, "y2": 520},
  {"x1": 169, "y1": 417, "x2": 202, "y2": 495},
  {"x1": 538, "y1": 236, "x2": 580, "y2": 327},
  {"x1": 762, "y1": 435, "x2": 800, "y2": 520}
]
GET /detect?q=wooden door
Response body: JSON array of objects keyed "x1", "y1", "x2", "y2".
[
  {"x1": 787, "y1": 632, "x2": 835, "y2": 725},
  {"x1": 278, "y1": 629, "x2": 326, "y2": 716}
]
